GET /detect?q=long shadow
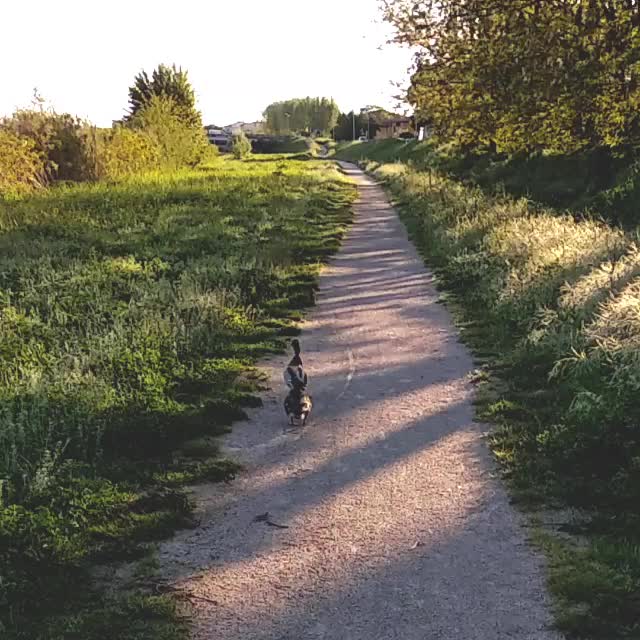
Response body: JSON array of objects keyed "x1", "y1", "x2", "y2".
[
  {"x1": 165, "y1": 298, "x2": 469, "y2": 571},
  {"x1": 171, "y1": 392, "x2": 470, "y2": 572},
  {"x1": 320, "y1": 272, "x2": 431, "y2": 290},
  {"x1": 310, "y1": 355, "x2": 466, "y2": 419},
  {"x1": 157, "y1": 165, "x2": 559, "y2": 639},
  {"x1": 315, "y1": 291, "x2": 434, "y2": 313},
  {"x1": 194, "y1": 485, "x2": 556, "y2": 640}
]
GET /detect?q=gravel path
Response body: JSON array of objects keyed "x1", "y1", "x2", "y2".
[{"x1": 158, "y1": 163, "x2": 562, "y2": 640}]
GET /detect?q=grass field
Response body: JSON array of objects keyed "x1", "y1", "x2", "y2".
[
  {"x1": 0, "y1": 156, "x2": 355, "y2": 638},
  {"x1": 355, "y1": 159, "x2": 640, "y2": 639}
]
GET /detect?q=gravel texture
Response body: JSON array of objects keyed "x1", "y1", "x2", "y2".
[{"x1": 158, "y1": 163, "x2": 563, "y2": 640}]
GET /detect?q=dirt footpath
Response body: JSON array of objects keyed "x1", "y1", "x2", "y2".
[{"x1": 158, "y1": 162, "x2": 562, "y2": 640}]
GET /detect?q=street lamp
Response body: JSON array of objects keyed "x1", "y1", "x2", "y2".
[{"x1": 284, "y1": 112, "x2": 291, "y2": 135}]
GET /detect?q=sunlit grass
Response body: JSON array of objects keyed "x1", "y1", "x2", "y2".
[{"x1": 0, "y1": 156, "x2": 355, "y2": 638}]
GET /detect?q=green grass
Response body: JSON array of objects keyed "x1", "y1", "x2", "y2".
[
  {"x1": 356, "y1": 158, "x2": 640, "y2": 638},
  {"x1": 336, "y1": 140, "x2": 640, "y2": 227},
  {"x1": 336, "y1": 139, "x2": 429, "y2": 165},
  {"x1": 0, "y1": 156, "x2": 355, "y2": 638},
  {"x1": 250, "y1": 136, "x2": 319, "y2": 156}
]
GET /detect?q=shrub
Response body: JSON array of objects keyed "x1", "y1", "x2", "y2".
[
  {"x1": 0, "y1": 94, "x2": 216, "y2": 189},
  {"x1": 231, "y1": 131, "x2": 252, "y2": 159},
  {"x1": 2, "y1": 108, "x2": 97, "y2": 182},
  {"x1": 97, "y1": 127, "x2": 161, "y2": 179},
  {"x1": 128, "y1": 95, "x2": 214, "y2": 169},
  {"x1": 0, "y1": 130, "x2": 46, "y2": 196}
]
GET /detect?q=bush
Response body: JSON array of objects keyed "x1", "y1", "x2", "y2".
[
  {"x1": 0, "y1": 130, "x2": 46, "y2": 196},
  {"x1": 231, "y1": 131, "x2": 252, "y2": 159},
  {"x1": 97, "y1": 127, "x2": 161, "y2": 179},
  {"x1": 0, "y1": 95, "x2": 216, "y2": 189},
  {"x1": 2, "y1": 108, "x2": 98, "y2": 182},
  {"x1": 128, "y1": 95, "x2": 214, "y2": 169}
]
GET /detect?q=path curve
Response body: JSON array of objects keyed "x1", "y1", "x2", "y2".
[{"x1": 159, "y1": 162, "x2": 562, "y2": 640}]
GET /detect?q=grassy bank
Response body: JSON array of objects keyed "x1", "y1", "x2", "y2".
[
  {"x1": 337, "y1": 140, "x2": 640, "y2": 227},
  {"x1": 356, "y1": 159, "x2": 640, "y2": 638},
  {"x1": 0, "y1": 156, "x2": 355, "y2": 638},
  {"x1": 250, "y1": 135, "x2": 320, "y2": 156}
]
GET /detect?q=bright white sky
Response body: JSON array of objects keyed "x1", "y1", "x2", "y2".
[{"x1": 1, "y1": 0, "x2": 413, "y2": 127}]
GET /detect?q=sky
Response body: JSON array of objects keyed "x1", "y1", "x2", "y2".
[{"x1": 1, "y1": 0, "x2": 414, "y2": 127}]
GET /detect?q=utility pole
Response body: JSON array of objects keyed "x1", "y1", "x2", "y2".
[
  {"x1": 352, "y1": 111, "x2": 356, "y2": 141},
  {"x1": 363, "y1": 105, "x2": 375, "y2": 141}
]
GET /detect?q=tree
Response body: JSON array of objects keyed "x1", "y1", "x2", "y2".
[
  {"x1": 333, "y1": 108, "x2": 389, "y2": 141},
  {"x1": 380, "y1": 0, "x2": 640, "y2": 154},
  {"x1": 128, "y1": 95, "x2": 210, "y2": 168},
  {"x1": 335, "y1": 111, "x2": 364, "y2": 141},
  {"x1": 231, "y1": 131, "x2": 252, "y2": 159},
  {"x1": 127, "y1": 64, "x2": 201, "y2": 128},
  {"x1": 263, "y1": 97, "x2": 340, "y2": 135}
]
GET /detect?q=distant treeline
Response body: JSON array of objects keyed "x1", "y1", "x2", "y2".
[{"x1": 263, "y1": 97, "x2": 339, "y2": 135}]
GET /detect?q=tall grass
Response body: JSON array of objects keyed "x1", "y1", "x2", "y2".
[
  {"x1": 363, "y1": 159, "x2": 640, "y2": 638},
  {"x1": 336, "y1": 140, "x2": 640, "y2": 227},
  {"x1": 0, "y1": 157, "x2": 355, "y2": 638}
]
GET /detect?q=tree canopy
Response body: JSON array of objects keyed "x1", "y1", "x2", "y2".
[
  {"x1": 334, "y1": 111, "x2": 365, "y2": 141},
  {"x1": 127, "y1": 64, "x2": 201, "y2": 128},
  {"x1": 263, "y1": 97, "x2": 340, "y2": 135},
  {"x1": 334, "y1": 109, "x2": 389, "y2": 140},
  {"x1": 381, "y1": 0, "x2": 640, "y2": 153}
]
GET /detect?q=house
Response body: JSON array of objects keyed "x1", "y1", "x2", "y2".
[
  {"x1": 224, "y1": 122, "x2": 244, "y2": 135},
  {"x1": 374, "y1": 114, "x2": 413, "y2": 140},
  {"x1": 204, "y1": 121, "x2": 267, "y2": 151},
  {"x1": 204, "y1": 124, "x2": 232, "y2": 151},
  {"x1": 222, "y1": 121, "x2": 266, "y2": 135},
  {"x1": 240, "y1": 121, "x2": 265, "y2": 135}
]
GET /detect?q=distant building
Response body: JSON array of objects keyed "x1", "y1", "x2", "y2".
[
  {"x1": 239, "y1": 121, "x2": 265, "y2": 135},
  {"x1": 374, "y1": 114, "x2": 413, "y2": 140},
  {"x1": 222, "y1": 121, "x2": 265, "y2": 135},
  {"x1": 204, "y1": 124, "x2": 231, "y2": 151},
  {"x1": 224, "y1": 121, "x2": 244, "y2": 135},
  {"x1": 204, "y1": 121, "x2": 266, "y2": 151}
]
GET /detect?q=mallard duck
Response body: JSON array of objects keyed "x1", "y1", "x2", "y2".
[{"x1": 283, "y1": 339, "x2": 313, "y2": 425}]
